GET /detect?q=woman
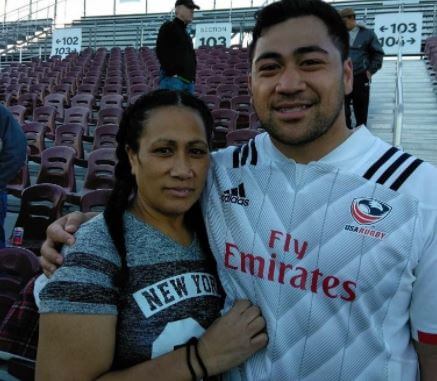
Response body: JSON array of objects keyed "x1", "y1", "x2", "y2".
[{"x1": 36, "y1": 90, "x2": 267, "y2": 380}]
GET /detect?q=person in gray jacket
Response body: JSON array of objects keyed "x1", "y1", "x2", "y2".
[
  {"x1": 340, "y1": 8, "x2": 384, "y2": 129},
  {"x1": 0, "y1": 104, "x2": 26, "y2": 248}
]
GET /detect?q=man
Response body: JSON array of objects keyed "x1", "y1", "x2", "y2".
[
  {"x1": 41, "y1": 1, "x2": 437, "y2": 379},
  {"x1": 339, "y1": 7, "x2": 384, "y2": 129},
  {"x1": 156, "y1": 0, "x2": 199, "y2": 94},
  {"x1": 0, "y1": 104, "x2": 26, "y2": 248}
]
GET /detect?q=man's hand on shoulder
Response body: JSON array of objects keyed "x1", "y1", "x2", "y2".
[{"x1": 40, "y1": 211, "x2": 97, "y2": 277}]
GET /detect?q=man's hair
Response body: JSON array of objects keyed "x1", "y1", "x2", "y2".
[{"x1": 249, "y1": 0, "x2": 349, "y2": 63}]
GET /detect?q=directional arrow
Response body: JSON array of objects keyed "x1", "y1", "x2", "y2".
[
  {"x1": 56, "y1": 39, "x2": 61, "y2": 44},
  {"x1": 380, "y1": 25, "x2": 388, "y2": 32},
  {"x1": 407, "y1": 37, "x2": 415, "y2": 44}
]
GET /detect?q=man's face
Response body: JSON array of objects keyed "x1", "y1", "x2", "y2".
[
  {"x1": 341, "y1": 15, "x2": 356, "y2": 31},
  {"x1": 177, "y1": 5, "x2": 195, "y2": 24},
  {"x1": 249, "y1": 16, "x2": 353, "y2": 160}
]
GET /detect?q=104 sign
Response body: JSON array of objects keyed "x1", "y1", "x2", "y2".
[{"x1": 374, "y1": 13, "x2": 422, "y2": 54}]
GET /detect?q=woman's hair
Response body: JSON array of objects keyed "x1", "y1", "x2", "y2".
[{"x1": 103, "y1": 89, "x2": 213, "y2": 289}]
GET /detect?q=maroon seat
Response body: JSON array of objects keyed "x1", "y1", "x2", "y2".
[
  {"x1": 102, "y1": 84, "x2": 123, "y2": 96},
  {"x1": 54, "y1": 123, "x2": 84, "y2": 159},
  {"x1": 71, "y1": 93, "x2": 95, "y2": 111},
  {"x1": 44, "y1": 93, "x2": 66, "y2": 121},
  {"x1": 0, "y1": 247, "x2": 40, "y2": 320},
  {"x1": 80, "y1": 189, "x2": 112, "y2": 213},
  {"x1": 22, "y1": 122, "x2": 46, "y2": 161},
  {"x1": 77, "y1": 83, "x2": 98, "y2": 96},
  {"x1": 96, "y1": 107, "x2": 124, "y2": 127},
  {"x1": 82, "y1": 148, "x2": 116, "y2": 192},
  {"x1": 211, "y1": 108, "x2": 239, "y2": 148},
  {"x1": 53, "y1": 84, "x2": 72, "y2": 104},
  {"x1": 226, "y1": 129, "x2": 260, "y2": 147},
  {"x1": 231, "y1": 95, "x2": 253, "y2": 128},
  {"x1": 200, "y1": 95, "x2": 220, "y2": 111},
  {"x1": 63, "y1": 106, "x2": 90, "y2": 134},
  {"x1": 68, "y1": 148, "x2": 116, "y2": 204},
  {"x1": 100, "y1": 94, "x2": 124, "y2": 110},
  {"x1": 128, "y1": 83, "x2": 150, "y2": 99},
  {"x1": 33, "y1": 105, "x2": 57, "y2": 139},
  {"x1": 17, "y1": 93, "x2": 39, "y2": 118},
  {"x1": 36, "y1": 146, "x2": 76, "y2": 192},
  {"x1": 8, "y1": 105, "x2": 26, "y2": 125},
  {"x1": 217, "y1": 84, "x2": 239, "y2": 108},
  {"x1": 13, "y1": 183, "x2": 66, "y2": 249},
  {"x1": 29, "y1": 83, "x2": 48, "y2": 103},
  {"x1": 92, "y1": 124, "x2": 118, "y2": 150}
]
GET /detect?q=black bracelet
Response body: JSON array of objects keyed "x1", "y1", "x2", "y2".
[
  {"x1": 186, "y1": 338, "x2": 197, "y2": 381},
  {"x1": 194, "y1": 339, "x2": 209, "y2": 379}
]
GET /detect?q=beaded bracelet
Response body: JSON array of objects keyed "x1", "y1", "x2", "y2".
[
  {"x1": 194, "y1": 339, "x2": 209, "y2": 379},
  {"x1": 186, "y1": 338, "x2": 197, "y2": 381}
]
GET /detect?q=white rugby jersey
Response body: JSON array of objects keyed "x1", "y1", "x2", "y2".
[{"x1": 202, "y1": 126, "x2": 437, "y2": 381}]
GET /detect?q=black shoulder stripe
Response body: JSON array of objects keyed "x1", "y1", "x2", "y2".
[
  {"x1": 376, "y1": 152, "x2": 411, "y2": 185},
  {"x1": 250, "y1": 139, "x2": 258, "y2": 166},
  {"x1": 389, "y1": 158, "x2": 423, "y2": 191},
  {"x1": 232, "y1": 146, "x2": 242, "y2": 168},
  {"x1": 241, "y1": 143, "x2": 249, "y2": 166},
  {"x1": 363, "y1": 147, "x2": 399, "y2": 180}
]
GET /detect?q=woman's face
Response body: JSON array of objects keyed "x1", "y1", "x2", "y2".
[{"x1": 128, "y1": 105, "x2": 210, "y2": 219}]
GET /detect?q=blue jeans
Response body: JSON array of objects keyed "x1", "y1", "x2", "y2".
[
  {"x1": 159, "y1": 75, "x2": 195, "y2": 94},
  {"x1": 0, "y1": 191, "x2": 7, "y2": 248}
]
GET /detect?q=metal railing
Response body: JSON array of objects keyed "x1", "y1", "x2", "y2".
[{"x1": 393, "y1": 5, "x2": 404, "y2": 148}]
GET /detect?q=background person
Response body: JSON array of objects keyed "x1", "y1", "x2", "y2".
[
  {"x1": 41, "y1": 1, "x2": 437, "y2": 380},
  {"x1": 36, "y1": 90, "x2": 267, "y2": 380},
  {"x1": 156, "y1": 0, "x2": 199, "y2": 94},
  {"x1": 340, "y1": 7, "x2": 384, "y2": 129},
  {"x1": 0, "y1": 104, "x2": 26, "y2": 248}
]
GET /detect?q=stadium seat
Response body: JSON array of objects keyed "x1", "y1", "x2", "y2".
[
  {"x1": 54, "y1": 123, "x2": 84, "y2": 159},
  {"x1": 100, "y1": 94, "x2": 124, "y2": 110},
  {"x1": 36, "y1": 146, "x2": 77, "y2": 192},
  {"x1": 8, "y1": 105, "x2": 26, "y2": 125},
  {"x1": 13, "y1": 183, "x2": 66, "y2": 251},
  {"x1": 80, "y1": 189, "x2": 112, "y2": 213},
  {"x1": 22, "y1": 121, "x2": 46, "y2": 161},
  {"x1": 96, "y1": 107, "x2": 124, "y2": 127},
  {"x1": 44, "y1": 93, "x2": 66, "y2": 121},
  {"x1": 71, "y1": 93, "x2": 95, "y2": 111},
  {"x1": 32, "y1": 105, "x2": 57, "y2": 139},
  {"x1": 68, "y1": 148, "x2": 116, "y2": 204},
  {"x1": 92, "y1": 124, "x2": 118, "y2": 150}
]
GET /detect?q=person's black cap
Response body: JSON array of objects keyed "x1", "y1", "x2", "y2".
[{"x1": 175, "y1": 0, "x2": 200, "y2": 9}]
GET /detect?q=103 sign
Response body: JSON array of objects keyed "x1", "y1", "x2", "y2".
[
  {"x1": 195, "y1": 23, "x2": 232, "y2": 48},
  {"x1": 374, "y1": 13, "x2": 422, "y2": 54}
]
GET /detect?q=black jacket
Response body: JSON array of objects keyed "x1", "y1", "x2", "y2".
[
  {"x1": 156, "y1": 17, "x2": 197, "y2": 82},
  {"x1": 350, "y1": 25, "x2": 384, "y2": 75},
  {"x1": 0, "y1": 105, "x2": 26, "y2": 191}
]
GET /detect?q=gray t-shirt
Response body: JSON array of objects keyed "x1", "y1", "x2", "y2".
[{"x1": 39, "y1": 212, "x2": 223, "y2": 369}]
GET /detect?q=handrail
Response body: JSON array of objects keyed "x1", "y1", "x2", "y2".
[{"x1": 393, "y1": 4, "x2": 404, "y2": 148}]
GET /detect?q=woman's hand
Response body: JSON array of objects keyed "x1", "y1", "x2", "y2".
[{"x1": 199, "y1": 300, "x2": 268, "y2": 375}]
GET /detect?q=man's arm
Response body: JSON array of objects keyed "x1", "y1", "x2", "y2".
[
  {"x1": 0, "y1": 106, "x2": 26, "y2": 188},
  {"x1": 414, "y1": 341, "x2": 437, "y2": 381}
]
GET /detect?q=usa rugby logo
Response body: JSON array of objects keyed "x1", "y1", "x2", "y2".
[{"x1": 351, "y1": 198, "x2": 391, "y2": 225}]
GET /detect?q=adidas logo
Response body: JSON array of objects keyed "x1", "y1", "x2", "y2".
[{"x1": 220, "y1": 183, "x2": 250, "y2": 206}]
